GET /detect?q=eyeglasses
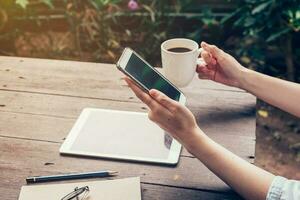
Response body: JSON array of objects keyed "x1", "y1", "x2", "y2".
[{"x1": 61, "y1": 186, "x2": 90, "y2": 200}]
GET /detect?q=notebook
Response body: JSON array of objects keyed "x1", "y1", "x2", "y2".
[{"x1": 18, "y1": 177, "x2": 141, "y2": 200}]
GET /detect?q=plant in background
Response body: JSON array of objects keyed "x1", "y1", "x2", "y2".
[
  {"x1": 63, "y1": 0, "x2": 190, "y2": 64},
  {"x1": 222, "y1": 0, "x2": 300, "y2": 81},
  {"x1": 0, "y1": 0, "x2": 209, "y2": 64},
  {"x1": 15, "y1": 0, "x2": 54, "y2": 9},
  {"x1": 6, "y1": 0, "x2": 299, "y2": 79},
  {"x1": 0, "y1": 0, "x2": 55, "y2": 55}
]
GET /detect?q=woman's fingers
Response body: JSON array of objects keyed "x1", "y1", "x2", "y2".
[
  {"x1": 201, "y1": 51, "x2": 216, "y2": 68},
  {"x1": 149, "y1": 89, "x2": 179, "y2": 113},
  {"x1": 125, "y1": 76, "x2": 178, "y2": 113},
  {"x1": 198, "y1": 73, "x2": 211, "y2": 80},
  {"x1": 124, "y1": 77, "x2": 172, "y2": 120},
  {"x1": 201, "y1": 41, "x2": 223, "y2": 61},
  {"x1": 124, "y1": 77, "x2": 157, "y2": 110},
  {"x1": 196, "y1": 65, "x2": 211, "y2": 75},
  {"x1": 196, "y1": 66, "x2": 215, "y2": 80}
]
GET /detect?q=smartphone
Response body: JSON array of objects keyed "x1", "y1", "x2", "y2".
[{"x1": 116, "y1": 48, "x2": 186, "y2": 105}]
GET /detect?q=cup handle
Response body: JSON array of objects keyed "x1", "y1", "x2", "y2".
[
  {"x1": 196, "y1": 47, "x2": 206, "y2": 65},
  {"x1": 197, "y1": 47, "x2": 203, "y2": 55}
]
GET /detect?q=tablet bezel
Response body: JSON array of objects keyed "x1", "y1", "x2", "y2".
[{"x1": 59, "y1": 108, "x2": 182, "y2": 165}]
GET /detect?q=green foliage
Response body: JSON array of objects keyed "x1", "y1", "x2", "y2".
[
  {"x1": 1, "y1": 0, "x2": 299, "y2": 81},
  {"x1": 0, "y1": 0, "x2": 224, "y2": 64},
  {"x1": 224, "y1": 0, "x2": 300, "y2": 42},
  {"x1": 45, "y1": 0, "x2": 194, "y2": 63},
  {"x1": 221, "y1": 0, "x2": 300, "y2": 81},
  {"x1": 15, "y1": 0, "x2": 53, "y2": 9},
  {"x1": 15, "y1": 0, "x2": 29, "y2": 9},
  {"x1": 41, "y1": 0, "x2": 54, "y2": 8}
]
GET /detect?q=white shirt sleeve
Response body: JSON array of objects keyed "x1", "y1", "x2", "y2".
[{"x1": 266, "y1": 176, "x2": 300, "y2": 200}]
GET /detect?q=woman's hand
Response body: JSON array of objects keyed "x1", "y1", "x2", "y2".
[
  {"x1": 124, "y1": 77, "x2": 201, "y2": 147},
  {"x1": 197, "y1": 42, "x2": 248, "y2": 88},
  {"x1": 124, "y1": 73, "x2": 276, "y2": 200}
]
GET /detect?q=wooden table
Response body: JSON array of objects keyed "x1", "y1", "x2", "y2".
[{"x1": 0, "y1": 56, "x2": 256, "y2": 199}]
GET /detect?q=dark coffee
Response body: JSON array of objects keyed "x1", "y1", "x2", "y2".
[{"x1": 167, "y1": 47, "x2": 192, "y2": 53}]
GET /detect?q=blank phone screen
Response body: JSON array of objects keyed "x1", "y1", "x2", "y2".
[{"x1": 125, "y1": 53, "x2": 181, "y2": 101}]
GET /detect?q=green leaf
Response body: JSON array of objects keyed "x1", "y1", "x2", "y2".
[
  {"x1": 143, "y1": 5, "x2": 155, "y2": 22},
  {"x1": 251, "y1": 1, "x2": 272, "y2": 15},
  {"x1": 233, "y1": 15, "x2": 246, "y2": 27},
  {"x1": 89, "y1": 0, "x2": 100, "y2": 10},
  {"x1": 41, "y1": 0, "x2": 54, "y2": 9},
  {"x1": 15, "y1": 0, "x2": 29, "y2": 9},
  {"x1": 266, "y1": 28, "x2": 291, "y2": 42},
  {"x1": 221, "y1": 7, "x2": 244, "y2": 24},
  {"x1": 92, "y1": 0, "x2": 105, "y2": 9},
  {"x1": 244, "y1": 17, "x2": 256, "y2": 27}
]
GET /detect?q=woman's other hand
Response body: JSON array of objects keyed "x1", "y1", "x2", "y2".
[{"x1": 197, "y1": 42, "x2": 248, "y2": 88}]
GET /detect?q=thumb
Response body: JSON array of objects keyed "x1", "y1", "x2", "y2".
[
  {"x1": 201, "y1": 41, "x2": 223, "y2": 59},
  {"x1": 149, "y1": 89, "x2": 178, "y2": 111}
]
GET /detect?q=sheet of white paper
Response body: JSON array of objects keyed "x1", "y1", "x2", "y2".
[{"x1": 18, "y1": 177, "x2": 141, "y2": 200}]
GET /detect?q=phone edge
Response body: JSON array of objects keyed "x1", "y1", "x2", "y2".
[{"x1": 116, "y1": 47, "x2": 186, "y2": 104}]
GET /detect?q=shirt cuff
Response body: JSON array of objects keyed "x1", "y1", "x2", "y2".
[{"x1": 266, "y1": 176, "x2": 287, "y2": 200}]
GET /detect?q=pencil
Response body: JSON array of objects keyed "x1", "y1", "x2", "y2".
[{"x1": 26, "y1": 170, "x2": 118, "y2": 184}]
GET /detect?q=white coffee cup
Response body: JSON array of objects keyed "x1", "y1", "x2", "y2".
[{"x1": 161, "y1": 38, "x2": 204, "y2": 87}]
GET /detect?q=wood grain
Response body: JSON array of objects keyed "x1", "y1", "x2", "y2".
[
  {"x1": 1, "y1": 171, "x2": 242, "y2": 200},
  {"x1": 0, "y1": 88, "x2": 256, "y2": 138},
  {"x1": 3, "y1": 185, "x2": 242, "y2": 200},
  {"x1": 0, "y1": 136, "x2": 245, "y2": 195},
  {"x1": 0, "y1": 87, "x2": 255, "y2": 160},
  {"x1": 0, "y1": 111, "x2": 254, "y2": 161},
  {"x1": 0, "y1": 56, "x2": 247, "y2": 102},
  {"x1": 0, "y1": 56, "x2": 256, "y2": 199}
]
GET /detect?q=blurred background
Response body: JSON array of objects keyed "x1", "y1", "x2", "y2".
[{"x1": 0, "y1": 0, "x2": 299, "y2": 177}]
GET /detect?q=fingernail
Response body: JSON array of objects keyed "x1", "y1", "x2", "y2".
[
  {"x1": 124, "y1": 78, "x2": 129, "y2": 84},
  {"x1": 149, "y1": 89, "x2": 158, "y2": 97},
  {"x1": 201, "y1": 41, "x2": 207, "y2": 47}
]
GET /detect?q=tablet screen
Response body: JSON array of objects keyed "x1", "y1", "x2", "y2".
[{"x1": 65, "y1": 109, "x2": 178, "y2": 161}]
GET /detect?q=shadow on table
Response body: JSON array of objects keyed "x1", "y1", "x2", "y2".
[{"x1": 192, "y1": 103, "x2": 256, "y2": 126}]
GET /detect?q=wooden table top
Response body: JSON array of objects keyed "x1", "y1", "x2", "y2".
[{"x1": 0, "y1": 56, "x2": 256, "y2": 200}]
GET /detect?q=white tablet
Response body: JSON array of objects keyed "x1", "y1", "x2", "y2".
[{"x1": 60, "y1": 108, "x2": 182, "y2": 165}]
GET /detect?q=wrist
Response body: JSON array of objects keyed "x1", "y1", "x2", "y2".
[
  {"x1": 182, "y1": 127, "x2": 208, "y2": 154},
  {"x1": 237, "y1": 67, "x2": 252, "y2": 90}
]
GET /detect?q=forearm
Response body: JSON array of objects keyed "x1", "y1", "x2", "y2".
[
  {"x1": 185, "y1": 128, "x2": 274, "y2": 200},
  {"x1": 239, "y1": 69, "x2": 300, "y2": 117}
]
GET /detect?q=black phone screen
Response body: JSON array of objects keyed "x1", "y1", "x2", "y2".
[{"x1": 125, "y1": 53, "x2": 181, "y2": 101}]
